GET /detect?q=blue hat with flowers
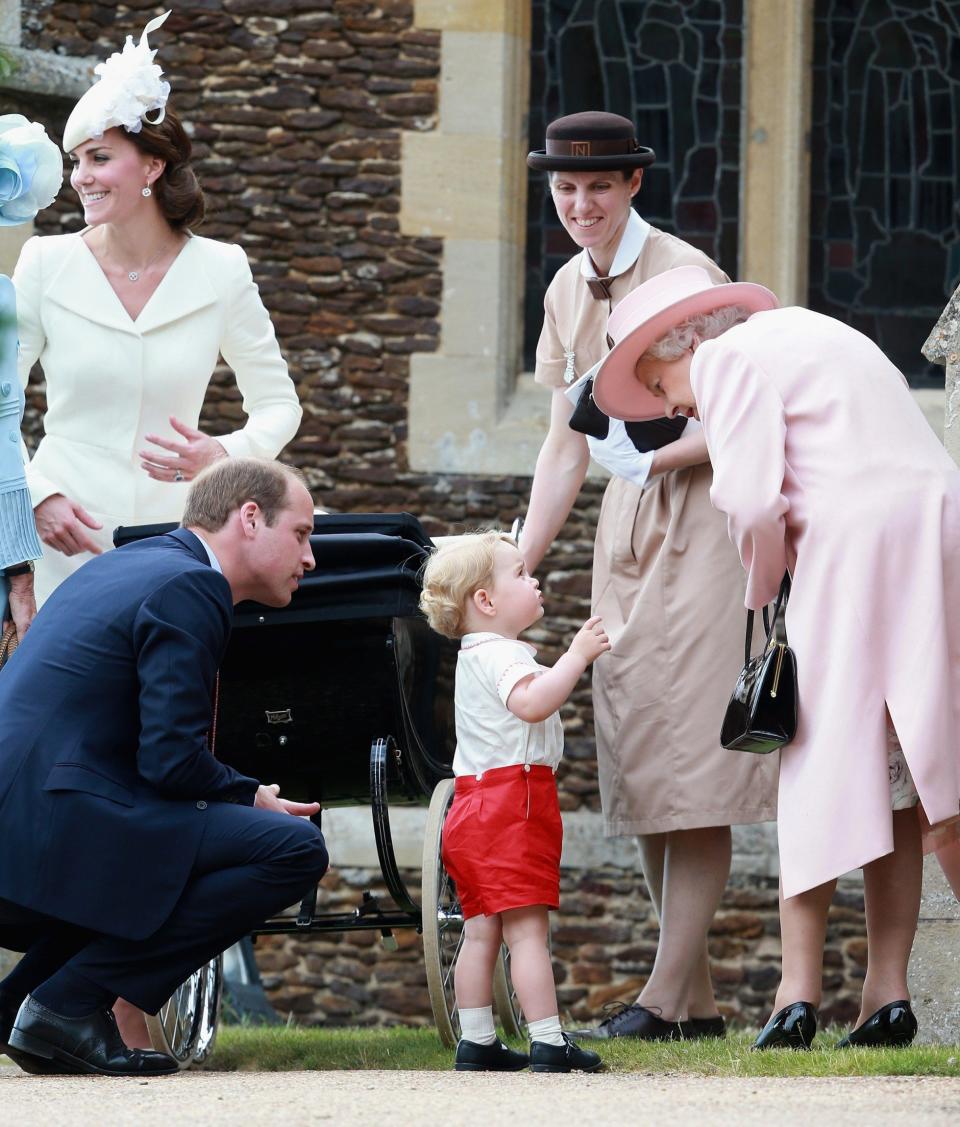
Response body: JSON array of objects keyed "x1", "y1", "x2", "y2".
[{"x1": 0, "y1": 115, "x2": 62, "y2": 226}]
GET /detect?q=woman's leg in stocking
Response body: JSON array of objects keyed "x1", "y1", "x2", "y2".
[
  {"x1": 859, "y1": 809, "x2": 922, "y2": 1023},
  {"x1": 637, "y1": 826, "x2": 731, "y2": 1020},
  {"x1": 772, "y1": 877, "x2": 836, "y2": 1014}
]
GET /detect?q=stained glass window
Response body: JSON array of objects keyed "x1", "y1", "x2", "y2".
[
  {"x1": 809, "y1": 0, "x2": 958, "y2": 386},
  {"x1": 525, "y1": 0, "x2": 744, "y2": 368}
]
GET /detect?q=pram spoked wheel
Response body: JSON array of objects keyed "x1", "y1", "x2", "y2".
[
  {"x1": 145, "y1": 952, "x2": 223, "y2": 1068},
  {"x1": 421, "y1": 778, "x2": 524, "y2": 1047}
]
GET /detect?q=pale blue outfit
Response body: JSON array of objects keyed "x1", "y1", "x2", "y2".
[{"x1": 0, "y1": 276, "x2": 43, "y2": 621}]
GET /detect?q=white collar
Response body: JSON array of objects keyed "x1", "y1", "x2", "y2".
[
  {"x1": 193, "y1": 532, "x2": 223, "y2": 574},
  {"x1": 460, "y1": 631, "x2": 536, "y2": 655},
  {"x1": 579, "y1": 208, "x2": 651, "y2": 280}
]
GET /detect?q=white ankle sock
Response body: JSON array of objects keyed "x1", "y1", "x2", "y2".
[
  {"x1": 459, "y1": 1005, "x2": 497, "y2": 1046},
  {"x1": 528, "y1": 1015, "x2": 564, "y2": 1047}
]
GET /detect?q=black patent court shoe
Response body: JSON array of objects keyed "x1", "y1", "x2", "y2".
[
  {"x1": 836, "y1": 1000, "x2": 918, "y2": 1049},
  {"x1": 751, "y1": 1001, "x2": 818, "y2": 1050}
]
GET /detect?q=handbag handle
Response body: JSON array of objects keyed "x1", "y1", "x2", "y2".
[{"x1": 744, "y1": 572, "x2": 791, "y2": 665}]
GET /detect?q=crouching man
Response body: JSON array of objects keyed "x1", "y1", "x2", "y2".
[{"x1": 0, "y1": 458, "x2": 327, "y2": 1076}]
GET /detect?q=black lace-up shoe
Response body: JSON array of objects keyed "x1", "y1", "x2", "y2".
[
  {"x1": 577, "y1": 1001, "x2": 684, "y2": 1041},
  {"x1": 454, "y1": 1037, "x2": 529, "y2": 1072},
  {"x1": 9, "y1": 996, "x2": 178, "y2": 1076},
  {"x1": 836, "y1": 1000, "x2": 918, "y2": 1049},
  {"x1": 751, "y1": 1001, "x2": 818, "y2": 1050},
  {"x1": 0, "y1": 991, "x2": 64, "y2": 1075},
  {"x1": 530, "y1": 1033, "x2": 603, "y2": 1073}
]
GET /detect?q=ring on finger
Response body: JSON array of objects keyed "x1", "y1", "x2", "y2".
[{"x1": 174, "y1": 469, "x2": 185, "y2": 483}]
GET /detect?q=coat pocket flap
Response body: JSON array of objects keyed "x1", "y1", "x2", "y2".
[{"x1": 43, "y1": 763, "x2": 135, "y2": 808}]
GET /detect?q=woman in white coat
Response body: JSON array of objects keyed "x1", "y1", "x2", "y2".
[
  {"x1": 15, "y1": 12, "x2": 301, "y2": 606},
  {"x1": 594, "y1": 265, "x2": 960, "y2": 1051}
]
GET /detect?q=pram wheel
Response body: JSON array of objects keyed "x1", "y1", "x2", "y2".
[
  {"x1": 421, "y1": 778, "x2": 523, "y2": 1046},
  {"x1": 145, "y1": 952, "x2": 223, "y2": 1068}
]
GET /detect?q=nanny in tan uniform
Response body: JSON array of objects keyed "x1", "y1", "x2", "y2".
[{"x1": 519, "y1": 113, "x2": 777, "y2": 1040}]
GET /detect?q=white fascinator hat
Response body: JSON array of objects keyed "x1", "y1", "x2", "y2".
[{"x1": 63, "y1": 11, "x2": 172, "y2": 154}]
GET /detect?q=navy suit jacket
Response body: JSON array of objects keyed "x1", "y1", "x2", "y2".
[{"x1": 0, "y1": 528, "x2": 259, "y2": 940}]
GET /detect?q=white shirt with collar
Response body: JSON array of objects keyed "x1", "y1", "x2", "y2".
[
  {"x1": 452, "y1": 632, "x2": 565, "y2": 777},
  {"x1": 192, "y1": 532, "x2": 223, "y2": 575},
  {"x1": 567, "y1": 208, "x2": 701, "y2": 488}
]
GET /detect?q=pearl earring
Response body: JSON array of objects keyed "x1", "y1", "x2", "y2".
[{"x1": 142, "y1": 184, "x2": 152, "y2": 198}]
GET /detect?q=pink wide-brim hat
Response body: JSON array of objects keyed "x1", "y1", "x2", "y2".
[{"x1": 592, "y1": 265, "x2": 779, "y2": 421}]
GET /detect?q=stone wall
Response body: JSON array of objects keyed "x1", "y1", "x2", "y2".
[
  {"x1": 256, "y1": 863, "x2": 868, "y2": 1030},
  {"x1": 7, "y1": 0, "x2": 867, "y2": 1028}
]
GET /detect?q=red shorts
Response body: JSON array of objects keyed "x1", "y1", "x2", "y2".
[{"x1": 441, "y1": 763, "x2": 562, "y2": 920}]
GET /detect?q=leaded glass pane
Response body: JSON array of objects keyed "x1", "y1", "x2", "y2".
[
  {"x1": 809, "y1": 0, "x2": 958, "y2": 386},
  {"x1": 525, "y1": 0, "x2": 744, "y2": 369}
]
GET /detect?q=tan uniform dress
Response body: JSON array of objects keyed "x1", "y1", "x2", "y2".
[{"x1": 536, "y1": 219, "x2": 778, "y2": 835}]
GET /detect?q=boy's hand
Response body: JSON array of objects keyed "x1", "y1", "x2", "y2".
[{"x1": 569, "y1": 615, "x2": 611, "y2": 666}]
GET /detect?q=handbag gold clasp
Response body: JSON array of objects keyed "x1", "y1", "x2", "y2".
[{"x1": 771, "y1": 643, "x2": 786, "y2": 698}]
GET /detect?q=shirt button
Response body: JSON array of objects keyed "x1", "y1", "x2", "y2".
[
  {"x1": 0, "y1": 382, "x2": 10, "y2": 397},
  {"x1": 196, "y1": 800, "x2": 208, "y2": 810},
  {"x1": 523, "y1": 764, "x2": 531, "y2": 773},
  {"x1": 475, "y1": 773, "x2": 482, "y2": 781}
]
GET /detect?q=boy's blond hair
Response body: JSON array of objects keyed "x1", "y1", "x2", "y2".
[{"x1": 419, "y1": 530, "x2": 515, "y2": 639}]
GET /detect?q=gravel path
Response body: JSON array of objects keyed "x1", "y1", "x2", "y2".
[{"x1": 3, "y1": 1065, "x2": 960, "y2": 1125}]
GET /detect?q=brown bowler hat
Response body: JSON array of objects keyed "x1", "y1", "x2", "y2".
[{"x1": 527, "y1": 111, "x2": 655, "y2": 172}]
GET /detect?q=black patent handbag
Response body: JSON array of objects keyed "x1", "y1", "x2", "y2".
[{"x1": 720, "y1": 573, "x2": 797, "y2": 755}]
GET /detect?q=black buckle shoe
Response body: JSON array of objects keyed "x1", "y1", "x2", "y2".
[
  {"x1": 752, "y1": 1001, "x2": 818, "y2": 1050},
  {"x1": 678, "y1": 1014, "x2": 726, "y2": 1040},
  {"x1": 836, "y1": 1000, "x2": 918, "y2": 1049},
  {"x1": 9, "y1": 996, "x2": 178, "y2": 1076},
  {"x1": 578, "y1": 1002, "x2": 684, "y2": 1041},
  {"x1": 530, "y1": 1033, "x2": 603, "y2": 1073},
  {"x1": 454, "y1": 1037, "x2": 529, "y2": 1072}
]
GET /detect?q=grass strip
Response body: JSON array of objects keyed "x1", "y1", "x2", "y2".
[{"x1": 206, "y1": 1025, "x2": 960, "y2": 1076}]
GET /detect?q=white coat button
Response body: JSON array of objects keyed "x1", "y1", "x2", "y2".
[
  {"x1": 8, "y1": 431, "x2": 17, "y2": 442},
  {"x1": 196, "y1": 800, "x2": 208, "y2": 810},
  {"x1": 0, "y1": 382, "x2": 10, "y2": 397}
]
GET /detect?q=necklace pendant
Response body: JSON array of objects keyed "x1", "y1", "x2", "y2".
[
  {"x1": 128, "y1": 270, "x2": 139, "y2": 283},
  {"x1": 563, "y1": 350, "x2": 576, "y2": 383}
]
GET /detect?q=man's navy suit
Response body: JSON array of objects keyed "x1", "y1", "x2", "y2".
[{"x1": 0, "y1": 528, "x2": 327, "y2": 1012}]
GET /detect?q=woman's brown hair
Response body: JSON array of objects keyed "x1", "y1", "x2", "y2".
[{"x1": 127, "y1": 106, "x2": 205, "y2": 230}]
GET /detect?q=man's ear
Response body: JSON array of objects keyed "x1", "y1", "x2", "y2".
[
  {"x1": 238, "y1": 501, "x2": 261, "y2": 538},
  {"x1": 472, "y1": 587, "x2": 496, "y2": 618}
]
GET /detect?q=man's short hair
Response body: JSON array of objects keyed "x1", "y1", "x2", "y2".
[{"x1": 181, "y1": 458, "x2": 308, "y2": 532}]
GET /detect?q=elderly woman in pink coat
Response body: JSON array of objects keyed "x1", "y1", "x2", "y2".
[{"x1": 592, "y1": 265, "x2": 960, "y2": 1051}]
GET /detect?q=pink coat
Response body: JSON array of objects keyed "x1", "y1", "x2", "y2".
[{"x1": 691, "y1": 307, "x2": 960, "y2": 898}]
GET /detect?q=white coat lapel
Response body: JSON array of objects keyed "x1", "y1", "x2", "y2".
[
  {"x1": 45, "y1": 236, "x2": 136, "y2": 336},
  {"x1": 44, "y1": 236, "x2": 218, "y2": 336},
  {"x1": 135, "y1": 240, "x2": 218, "y2": 334}
]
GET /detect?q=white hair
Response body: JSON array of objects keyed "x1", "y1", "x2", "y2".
[{"x1": 643, "y1": 304, "x2": 752, "y2": 362}]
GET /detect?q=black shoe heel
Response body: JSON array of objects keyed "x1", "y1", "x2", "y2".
[
  {"x1": 836, "y1": 1000, "x2": 917, "y2": 1049},
  {"x1": 752, "y1": 1001, "x2": 818, "y2": 1050}
]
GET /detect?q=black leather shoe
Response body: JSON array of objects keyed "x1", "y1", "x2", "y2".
[
  {"x1": 530, "y1": 1033, "x2": 603, "y2": 1073},
  {"x1": 578, "y1": 1002, "x2": 684, "y2": 1041},
  {"x1": 9, "y1": 996, "x2": 178, "y2": 1076},
  {"x1": 836, "y1": 1000, "x2": 918, "y2": 1049},
  {"x1": 679, "y1": 1014, "x2": 727, "y2": 1040},
  {"x1": 454, "y1": 1037, "x2": 529, "y2": 1072},
  {"x1": 0, "y1": 991, "x2": 65, "y2": 1075},
  {"x1": 752, "y1": 1001, "x2": 818, "y2": 1050}
]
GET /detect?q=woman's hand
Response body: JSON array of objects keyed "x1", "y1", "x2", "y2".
[
  {"x1": 34, "y1": 494, "x2": 103, "y2": 556},
  {"x1": 139, "y1": 416, "x2": 228, "y2": 484},
  {"x1": 5, "y1": 571, "x2": 37, "y2": 638}
]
